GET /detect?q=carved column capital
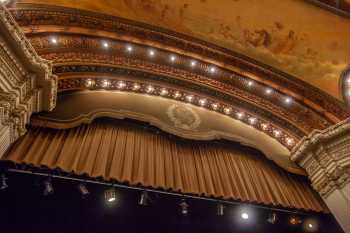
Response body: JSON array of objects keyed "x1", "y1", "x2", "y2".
[
  {"x1": 0, "y1": 4, "x2": 57, "y2": 157},
  {"x1": 291, "y1": 118, "x2": 350, "y2": 197}
]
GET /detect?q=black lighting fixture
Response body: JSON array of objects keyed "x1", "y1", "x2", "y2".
[
  {"x1": 104, "y1": 187, "x2": 117, "y2": 203},
  {"x1": 179, "y1": 199, "x2": 189, "y2": 216},
  {"x1": 43, "y1": 177, "x2": 54, "y2": 196},
  {"x1": 267, "y1": 212, "x2": 277, "y2": 224},
  {"x1": 289, "y1": 216, "x2": 302, "y2": 225},
  {"x1": 0, "y1": 173, "x2": 8, "y2": 190},
  {"x1": 138, "y1": 190, "x2": 150, "y2": 206},
  {"x1": 217, "y1": 203, "x2": 225, "y2": 216},
  {"x1": 77, "y1": 183, "x2": 89, "y2": 197}
]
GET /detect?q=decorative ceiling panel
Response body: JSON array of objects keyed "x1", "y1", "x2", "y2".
[{"x1": 11, "y1": 0, "x2": 350, "y2": 99}]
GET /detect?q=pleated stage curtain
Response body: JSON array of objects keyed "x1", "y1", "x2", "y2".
[{"x1": 3, "y1": 120, "x2": 326, "y2": 212}]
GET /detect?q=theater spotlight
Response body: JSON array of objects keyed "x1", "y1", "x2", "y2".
[
  {"x1": 138, "y1": 191, "x2": 150, "y2": 206},
  {"x1": 179, "y1": 199, "x2": 189, "y2": 216},
  {"x1": 0, "y1": 174, "x2": 8, "y2": 190},
  {"x1": 77, "y1": 183, "x2": 89, "y2": 197},
  {"x1": 105, "y1": 188, "x2": 117, "y2": 203},
  {"x1": 267, "y1": 212, "x2": 277, "y2": 224},
  {"x1": 289, "y1": 216, "x2": 302, "y2": 225},
  {"x1": 43, "y1": 177, "x2": 54, "y2": 196},
  {"x1": 217, "y1": 203, "x2": 225, "y2": 216}
]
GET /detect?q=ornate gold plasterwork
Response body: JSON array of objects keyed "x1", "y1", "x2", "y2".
[
  {"x1": 167, "y1": 104, "x2": 201, "y2": 130},
  {"x1": 291, "y1": 117, "x2": 350, "y2": 197},
  {"x1": 9, "y1": 4, "x2": 350, "y2": 122},
  {"x1": 0, "y1": 5, "x2": 56, "y2": 157}
]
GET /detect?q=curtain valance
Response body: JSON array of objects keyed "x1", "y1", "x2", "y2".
[{"x1": 3, "y1": 120, "x2": 326, "y2": 212}]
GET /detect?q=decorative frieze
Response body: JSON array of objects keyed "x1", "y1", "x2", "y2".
[{"x1": 0, "y1": 5, "x2": 56, "y2": 157}]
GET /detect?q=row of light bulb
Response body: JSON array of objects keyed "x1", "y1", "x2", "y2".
[
  {"x1": 85, "y1": 78, "x2": 295, "y2": 147},
  {"x1": 49, "y1": 36, "x2": 295, "y2": 106}
]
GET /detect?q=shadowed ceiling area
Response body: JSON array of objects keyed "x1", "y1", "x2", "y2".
[{"x1": 14, "y1": 0, "x2": 350, "y2": 99}]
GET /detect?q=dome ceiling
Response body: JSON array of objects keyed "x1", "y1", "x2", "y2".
[{"x1": 12, "y1": 0, "x2": 350, "y2": 99}]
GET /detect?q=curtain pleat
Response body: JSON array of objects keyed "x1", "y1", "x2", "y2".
[{"x1": 3, "y1": 120, "x2": 327, "y2": 213}]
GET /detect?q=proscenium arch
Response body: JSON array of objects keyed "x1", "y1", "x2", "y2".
[{"x1": 32, "y1": 90, "x2": 305, "y2": 175}]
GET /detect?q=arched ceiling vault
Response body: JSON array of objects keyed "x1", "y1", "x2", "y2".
[{"x1": 3, "y1": 2, "x2": 350, "y2": 173}]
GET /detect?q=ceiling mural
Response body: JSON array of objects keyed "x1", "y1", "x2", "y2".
[{"x1": 15, "y1": 0, "x2": 350, "y2": 99}]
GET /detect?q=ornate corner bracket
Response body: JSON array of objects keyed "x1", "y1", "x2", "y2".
[
  {"x1": 291, "y1": 117, "x2": 350, "y2": 198},
  {"x1": 0, "y1": 4, "x2": 57, "y2": 156}
]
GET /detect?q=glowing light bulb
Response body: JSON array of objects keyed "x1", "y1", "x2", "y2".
[
  {"x1": 160, "y1": 88, "x2": 168, "y2": 96},
  {"x1": 248, "y1": 117, "x2": 256, "y2": 125},
  {"x1": 133, "y1": 83, "x2": 141, "y2": 90},
  {"x1": 102, "y1": 41, "x2": 109, "y2": 48},
  {"x1": 146, "y1": 85, "x2": 154, "y2": 93},
  {"x1": 211, "y1": 103, "x2": 219, "y2": 110},
  {"x1": 117, "y1": 81, "x2": 126, "y2": 89},
  {"x1": 186, "y1": 95, "x2": 194, "y2": 102},
  {"x1": 199, "y1": 99, "x2": 207, "y2": 106},
  {"x1": 170, "y1": 55, "x2": 176, "y2": 62},
  {"x1": 236, "y1": 112, "x2": 244, "y2": 119},
  {"x1": 209, "y1": 66, "x2": 216, "y2": 74},
  {"x1": 261, "y1": 123, "x2": 268, "y2": 130},
  {"x1": 224, "y1": 107, "x2": 232, "y2": 115},
  {"x1": 241, "y1": 213, "x2": 249, "y2": 220},
  {"x1": 265, "y1": 88, "x2": 273, "y2": 95},
  {"x1": 174, "y1": 91, "x2": 182, "y2": 99},
  {"x1": 50, "y1": 37, "x2": 58, "y2": 44},
  {"x1": 126, "y1": 45, "x2": 133, "y2": 52},
  {"x1": 190, "y1": 60, "x2": 197, "y2": 67},
  {"x1": 149, "y1": 49, "x2": 155, "y2": 57},
  {"x1": 285, "y1": 97, "x2": 292, "y2": 104},
  {"x1": 273, "y1": 130, "x2": 281, "y2": 137}
]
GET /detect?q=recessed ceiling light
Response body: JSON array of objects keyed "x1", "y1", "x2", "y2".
[
  {"x1": 265, "y1": 88, "x2": 273, "y2": 95},
  {"x1": 247, "y1": 81, "x2": 254, "y2": 87},
  {"x1": 261, "y1": 123, "x2": 268, "y2": 130},
  {"x1": 50, "y1": 37, "x2": 58, "y2": 44},
  {"x1": 146, "y1": 85, "x2": 154, "y2": 93},
  {"x1": 284, "y1": 97, "x2": 292, "y2": 104},
  {"x1": 286, "y1": 138, "x2": 294, "y2": 146},
  {"x1": 174, "y1": 91, "x2": 182, "y2": 99},
  {"x1": 170, "y1": 55, "x2": 176, "y2": 62},
  {"x1": 248, "y1": 117, "x2": 256, "y2": 125},
  {"x1": 308, "y1": 223, "x2": 313, "y2": 228},
  {"x1": 236, "y1": 112, "x2": 244, "y2": 119},
  {"x1": 160, "y1": 88, "x2": 168, "y2": 96},
  {"x1": 86, "y1": 79, "x2": 94, "y2": 87},
  {"x1": 126, "y1": 45, "x2": 133, "y2": 52},
  {"x1": 199, "y1": 99, "x2": 207, "y2": 106},
  {"x1": 133, "y1": 83, "x2": 141, "y2": 90},
  {"x1": 102, "y1": 41, "x2": 109, "y2": 48},
  {"x1": 273, "y1": 130, "x2": 281, "y2": 137},
  {"x1": 209, "y1": 66, "x2": 216, "y2": 74},
  {"x1": 102, "y1": 80, "x2": 110, "y2": 88},
  {"x1": 190, "y1": 60, "x2": 197, "y2": 67},
  {"x1": 148, "y1": 49, "x2": 155, "y2": 57},
  {"x1": 186, "y1": 95, "x2": 194, "y2": 102},
  {"x1": 211, "y1": 103, "x2": 219, "y2": 110},
  {"x1": 224, "y1": 107, "x2": 232, "y2": 115},
  {"x1": 117, "y1": 81, "x2": 126, "y2": 89}
]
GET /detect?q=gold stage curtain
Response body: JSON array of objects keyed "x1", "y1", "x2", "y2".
[{"x1": 3, "y1": 120, "x2": 326, "y2": 212}]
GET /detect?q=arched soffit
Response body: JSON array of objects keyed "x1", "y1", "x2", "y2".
[
  {"x1": 9, "y1": 4, "x2": 350, "y2": 123},
  {"x1": 32, "y1": 90, "x2": 305, "y2": 176},
  {"x1": 341, "y1": 66, "x2": 350, "y2": 106},
  {"x1": 9, "y1": 1, "x2": 350, "y2": 99}
]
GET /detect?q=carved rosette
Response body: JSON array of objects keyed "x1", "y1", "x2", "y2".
[
  {"x1": 0, "y1": 5, "x2": 57, "y2": 155},
  {"x1": 291, "y1": 118, "x2": 350, "y2": 198}
]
